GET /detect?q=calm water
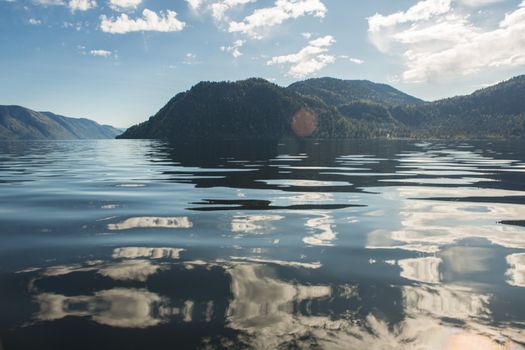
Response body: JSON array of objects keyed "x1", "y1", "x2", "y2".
[{"x1": 0, "y1": 139, "x2": 524, "y2": 350}]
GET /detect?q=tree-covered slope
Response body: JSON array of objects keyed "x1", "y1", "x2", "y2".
[
  {"x1": 118, "y1": 78, "x2": 372, "y2": 140},
  {"x1": 0, "y1": 105, "x2": 121, "y2": 140},
  {"x1": 118, "y1": 75, "x2": 525, "y2": 140},
  {"x1": 390, "y1": 75, "x2": 525, "y2": 137},
  {"x1": 287, "y1": 78, "x2": 424, "y2": 129},
  {"x1": 287, "y1": 77, "x2": 424, "y2": 108}
]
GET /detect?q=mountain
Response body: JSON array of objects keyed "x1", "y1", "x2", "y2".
[
  {"x1": 287, "y1": 77, "x2": 423, "y2": 129},
  {"x1": 0, "y1": 105, "x2": 121, "y2": 140},
  {"x1": 389, "y1": 75, "x2": 525, "y2": 138},
  {"x1": 118, "y1": 75, "x2": 525, "y2": 141},
  {"x1": 287, "y1": 77, "x2": 424, "y2": 108},
  {"x1": 118, "y1": 78, "x2": 375, "y2": 140},
  {"x1": 288, "y1": 76, "x2": 525, "y2": 138}
]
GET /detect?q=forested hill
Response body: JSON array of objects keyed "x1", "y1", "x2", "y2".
[
  {"x1": 431, "y1": 75, "x2": 525, "y2": 116},
  {"x1": 118, "y1": 78, "x2": 376, "y2": 140},
  {"x1": 389, "y1": 75, "x2": 525, "y2": 138},
  {"x1": 0, "y1": 105, "x2": 121, "y2": 140},
  {"x1": 287, "y1": 77, "x2": 424, "y2": 107},
  {"x1": 118, "y1": 75, "x2": 525, "y2": 140}
]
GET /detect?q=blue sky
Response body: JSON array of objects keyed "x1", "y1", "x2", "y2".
[{"x1": 0, "y1": 0, "x2": 524, "y2": 127}]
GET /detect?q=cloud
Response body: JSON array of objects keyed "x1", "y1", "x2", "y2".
[
  {"x1": 28, "y1": 18, "x2": 42, "y2": 25},
  {"x1": 183, "y1": 52, "x2": 197, "y2": 64},
  {"x1": 186, "y1": 0, "x2": 327, "y2": 41},
  {"x1": 109, "y1": 0, "x2": 142, "y2": 11},
  {"x1": 228, "y1": 0, "x2": 327, "y2": 39},
  {"x1": 460, "y1": 0, "x2": 504, "y2": 6},
  {"x1": 32, "y1": 0, "x2": 64, "y2": 5},
  {"x1": 33, "y1": 0, "x2": 96, "y2": 10},
  {"x1": 267, "y1": 35, "x2": 335, "y2": 78},
  {"x1": 368, "y1": 0, "x2": 452, "y2": 34},
  {"x1": 100, "y1": 9, "x2": 186, "y2": 34},
  {"x1": 301, "y1": 32, "x2": 312, "y2": 39},
  {"x1": 68, "y1": 0, "x2": 96, "y2": 11},
  {"x1": 186, "y1": 0, "x2": 203, "y2": 10},
  {"x1": 90, "y1": 49, "x2": 112, "y2": 57},
  {"x1": 187, "y1": 0, "x2": 256, "y2": 21},
  {"x1": 210, "y1": 0, "x2": 256, "y2": 21},
  {"x1": 368, "y1": 0, "x2": 525, "y2": 82},
  {"x1": 220, "y1": 39, "x2": 245, "y2": 58},
  {"x1": 349, "y1": 57, "x2": 364, "y2": 64}
]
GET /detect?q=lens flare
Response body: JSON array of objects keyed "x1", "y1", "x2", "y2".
[{"x1": 291, "y1": 108, "x2": 317, "y2": 137}]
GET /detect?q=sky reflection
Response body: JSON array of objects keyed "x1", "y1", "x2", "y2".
[{"x1": 1, "y1": 140, "x2": 525, "y2": 349}]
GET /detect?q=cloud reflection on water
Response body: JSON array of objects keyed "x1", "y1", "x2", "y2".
[
  {"x1": 368, "y1": 188, "x2": 525, "y2": 253},
  {"x1": 4, "y1": 140, "x2": 525, "y2": 349},
  {"x1": 302, "y1": 211, "x2": 337, "y2": 246},
  {"x1": 19, "y1": 252, "x2": 525, "y2": 349},
  {"x1": 506, "y1": 253, "x2": 525, "y2": 287},
  {"x1": 112, "y1": 247, "x2": 185, "y2": 259},
  {"x1": 231, "y1": 215, "x2": 284, "y2": 235},
  {"x1": 107, "y1": 217, "x2": 193, "y2": 230},
  {"x1": 398, "y1": 257, "x2": 442, "y2": 284},
  {"x1": 35, "y1": 288, "x2": 169, "y2": 328},
  {"x1": 226, "y1": 263, "x2": 332, "y2": 347},
  {"x1": 98, "y1": 260, "x2": 163, "y2": 282}
]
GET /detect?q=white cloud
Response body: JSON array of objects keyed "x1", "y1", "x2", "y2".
[
  {"x1": 368, "y1": 0, "x2": 452, "y2": 34},
  {"x1": 267, "y1": 35, "x2": 335, "y2": 78},
  {"x1": 186, "y1": 0, "x2": 203, "y2": 10},
  {"x1": 185, "y1": 0, "x2": 326, "y2": 40},
  {"x1": 220, "y1": 39, "x2": 245, "y2": 58},
  {"x1": 29, "y1": 18, "x2": 42, "y2": 25},
  {"x1": 228, "y1": 0, "x2": 327, "y2": 39},
  {"x1": 301, "y1": 32, "x2": 312, "y2": 39},
  {"x1": 210, "y1": 0, "x2": 256, "y2": 21},
  {"x1": 186, "y1": 0, "x2": 256, "y2": 21},
  {"x1": 460, "y1": 0, "x2": 504, "y2": 6},
  {"x1": 32, "y1": 0, "x2": 64, "y2": 5},
  {"x1": 109, "y1": 0, "x2": 142, "y2": 11},
  {"x1": 349, "y1": 57, "x2": 364, "y2": 64},
  {"x1": 90, "y1": 49, "x2": 112, "y2": 57},
  {"x1": 34, "y1": 0, "x2": 96, "y2": 10},
  {"x1": 183, "y1": 52, "x2": 198, "y2": 64},
  {"x1": 68, "y1": 0, "x2": 96, "y2": 11},
  {"x1": 100, "y1": 9, "x2": 186, "y2": 34},
  {"x1": 368, "y1": 0, "x2": 525, "y2": 82}
]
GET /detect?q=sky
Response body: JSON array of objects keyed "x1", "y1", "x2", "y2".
[{"x1": 0, "y1": 0, "x2": 524, "y2": 127}]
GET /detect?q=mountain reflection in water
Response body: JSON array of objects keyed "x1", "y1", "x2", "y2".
[{"x1": 0, "y1": 139, "x2": 524, "y2": 349}]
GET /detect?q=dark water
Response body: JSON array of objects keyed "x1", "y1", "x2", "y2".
[{"x1": 0, "y1": 139, "x2": 524, "y2": 350}]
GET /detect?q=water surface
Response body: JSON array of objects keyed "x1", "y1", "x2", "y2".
[{"x1": 0, "y1": 139, "x2": 524, "y2": 349}]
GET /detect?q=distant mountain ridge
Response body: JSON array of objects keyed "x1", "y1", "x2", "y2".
[
  {"x1": 0, "y1": 105, "x2": 121, "y2": 140},
  {"x1": 387, "y1": 75, "x2": 525, "y2": 138},
  {"x1": 288, "y1": 77, "x2": 424, "y2": 108},
  {"x1": 118, "y1": 75, "x2": 525, "y2": 140},
  {"x1": 119, "y1": 78, "x2": 369, "y2": 140}
]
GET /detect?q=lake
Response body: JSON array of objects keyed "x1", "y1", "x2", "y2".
[{"x1": 0, "y1": 139, "x2": 524, "y2": 349}]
